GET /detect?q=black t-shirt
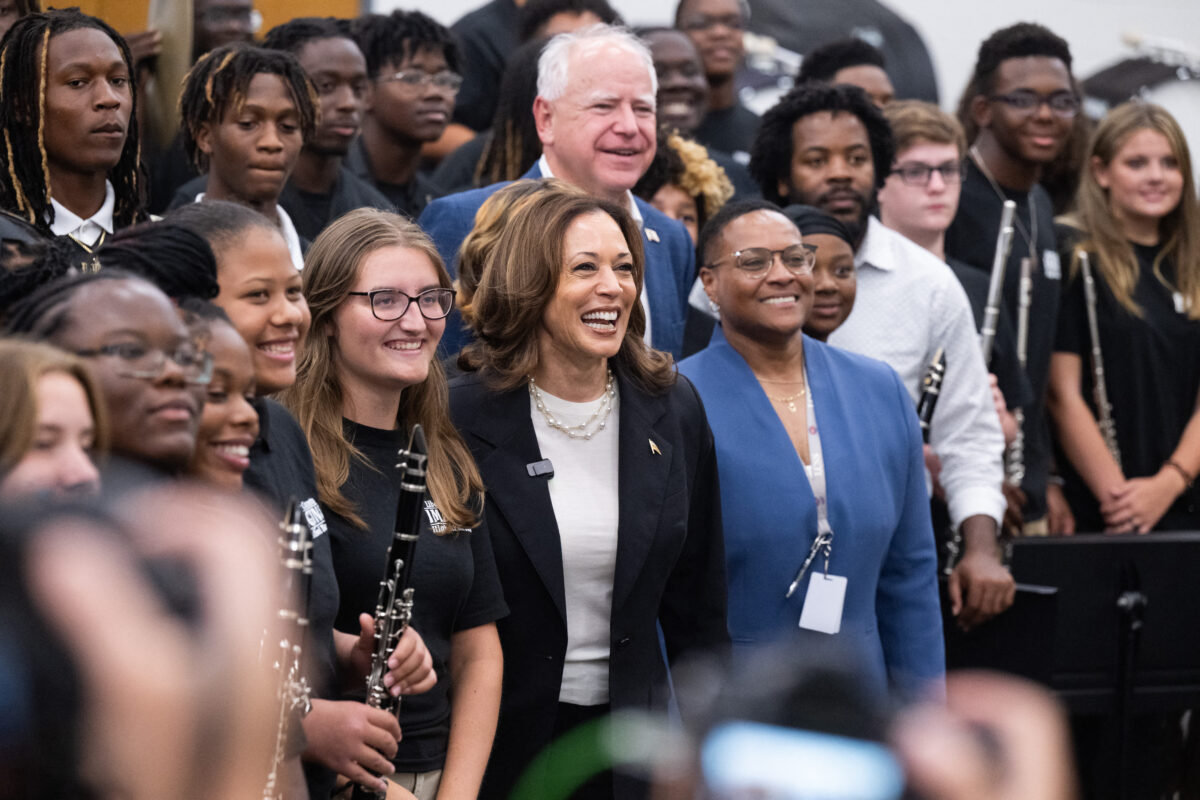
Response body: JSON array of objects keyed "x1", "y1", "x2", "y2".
[
  {"x1": 344, "y1": 139, "x2": 445, "y2": 220},
  {"x1": 431, "y1": 133, "x2": 489, "y2": 194},
  {"x1": 694, "y1": 103, "x2": 760, "y2": 164},
  {"x1": 1054, "y1": 239, "x2": 1200, "y2": 531},
  {"x1": 945, "y1": 160, "x2": 1061, "y2": 518},
  {"x1": 449, "y1": 0, "x2": 520, "y2": 133},
  {"x1": 945, "y1": 256, "x2": 1033, "y2": 412},
  {"x1": 328, "y1": 420, "x2": 507, "y2": 772},
  {"x1": 278, "y1": 167, "x2": 394, "y2": 242}
]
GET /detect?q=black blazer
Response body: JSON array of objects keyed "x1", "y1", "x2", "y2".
[{"x1": 449, "y1": 365, "x2": 729, "y2": 800}]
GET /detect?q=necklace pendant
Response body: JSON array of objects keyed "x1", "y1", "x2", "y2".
[{"x1": 787, "y1": 401, "x2": 798, "y2": 413}]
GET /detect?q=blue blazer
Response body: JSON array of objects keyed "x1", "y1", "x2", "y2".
[
  {"x1": 417, "y1": 164, "x2": 695, "y2": 358},
  {"x1": 679, "y1": 328, "x2": 944, "y2": 698}
]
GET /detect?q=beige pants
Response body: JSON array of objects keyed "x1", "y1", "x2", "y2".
[{"x1": 389, "y1": 768, "x2": 443, "y2": 800}]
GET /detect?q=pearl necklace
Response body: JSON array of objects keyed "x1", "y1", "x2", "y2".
[{"x1": 528, "y1": 370, "x2": 616, "y2": 440}]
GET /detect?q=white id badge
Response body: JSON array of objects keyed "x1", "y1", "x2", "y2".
[{"x1": 798, "y1": 574, "x2": 847, "y2": 634}]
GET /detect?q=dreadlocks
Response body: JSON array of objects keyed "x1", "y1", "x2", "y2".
[
  {"x1": 353, "y1": 10, "x2": 459, "y2": 78},
  {"x1": 261, "y1": 16, "x2": 353, "y2": 55},
  {"x1": 178, "y1": 42, "x2": 319, "y2": 173},
  {"x1": 0, "y1": 9, "x2": 143, "y2": 234},
  {"x1": 475, "y1": 37, "x2": 546, "y2": 185},
  {"x1": 97, "y1": 221, "x2": 220, "y2": 302}
]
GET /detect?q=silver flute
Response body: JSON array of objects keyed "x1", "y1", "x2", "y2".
[
  {"x1": 1079, "y1": 251, "x2": 1122, "y2": 469},
  {"x1": 264, "y1": 498, "x2": 314, "y2": 800},
  {"x1": 1006, "y1": 255, "x2": 1034, "y2": 488},
  {"x1": 979, "y1": 200, "x2": 1017, "y2": 364}
]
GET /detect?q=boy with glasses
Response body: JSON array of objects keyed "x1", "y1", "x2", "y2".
[
  {"x1": 348, "y1": 11, "x2": 460, "y2": 219},
  {"x1": 946, "y1": 23, "x2": 1079, "y2": 535}
]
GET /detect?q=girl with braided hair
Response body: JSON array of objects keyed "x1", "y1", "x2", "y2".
[{"x1": 0, "y1": 8, "x2": 145, "y2": 258}]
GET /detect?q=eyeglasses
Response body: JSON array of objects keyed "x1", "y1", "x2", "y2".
[
  {"x1": 381, "y1": 70, "x2": 464, "y2": 93},
  {"x1": 76, "y1": 341, "x2": 214, "y2": 385},
  {"x1": 679, "y1": 13, "x2": 745, "y2": 31},
  {"x1": 988, "y1": 90, "x2": 1080, "y2": 118},
  {"x1": 890, "y1": 160, "x2": 965, "y2": 186},
  {"x1": 709, "y1": 245, "x2": 816, "y2": 276},
  {"x1": 347, "y1": 288, "x2": 456, "y2": 321}
]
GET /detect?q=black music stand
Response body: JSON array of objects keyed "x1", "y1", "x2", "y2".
[{"x1": 1006, "y1": 532, "x2": 1200, "y2": 799}]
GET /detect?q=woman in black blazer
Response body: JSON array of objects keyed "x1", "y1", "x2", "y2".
[{"x1": 449, "y1": 183, "x2": 729, "y2": 800}]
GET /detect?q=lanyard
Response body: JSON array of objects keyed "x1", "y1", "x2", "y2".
[{"x1": 785, "y1": 364, "x2": 834, "y2": 598}]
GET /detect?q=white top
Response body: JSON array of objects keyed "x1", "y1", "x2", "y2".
[
  {"x1": 829, "y1": 216, "x2": 1005, "y2": 528},
  {"x1": 194, "y1": 192, "x2": 304, "y2": 271},
  {"x1": 537, "y1": 155, "x2": 651, "y2": 347},
  {"x1": 49, "y1": 181, "x2": 115, "y2": 247},
  {"x1": 529, "y1": 381, "x2": 621, "y2": 706}
]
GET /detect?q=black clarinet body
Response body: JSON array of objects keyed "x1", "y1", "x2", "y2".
[
  {"x1": 351, "y1": 424, "x2": 428, "y2": 799},
  {"x1": 916, "y1": 348, "x2": 946, "y2": 445}
]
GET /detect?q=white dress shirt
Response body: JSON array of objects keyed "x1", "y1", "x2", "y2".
[
  {"x1": 830, "y1": 216, "x2": 1006, "y2": 528},
  {"x1": 49, "y1": 181, "x2": 115, "y2": 247},
  {"x1": 537, "y1": 155, "x2": 652, "y2": 346}
]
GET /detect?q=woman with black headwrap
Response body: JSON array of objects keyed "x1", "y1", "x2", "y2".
[{"x1": 786, "y1": 205, "x2": 857, "y2": 342}]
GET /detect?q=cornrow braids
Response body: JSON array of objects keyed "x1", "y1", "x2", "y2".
[
  {"x1": 0, "y1": 232, "x2": 74, "y2": 325},
  {"x1": 4, "y1": 267, "x2": 136, "y2": 340},
  {"x1": 97, "y1": 221, "x2": 219, "y2": 302},
  {"x1": 179, "y1": 42, "x2": 319, "y2": 173},
  {"x1": 262, "y1": 17, "x2": 351, "y2": 55},
  {"x1": 0, "y1": 9, "x2": 145, "y2": 234},
  {"x1": 353, "y1": 10, "x2": 459, "y2": 78}
]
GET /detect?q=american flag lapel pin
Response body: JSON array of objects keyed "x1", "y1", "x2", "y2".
[{"x1": 646, "y1": 228, "x2": 660, "y2": 243}]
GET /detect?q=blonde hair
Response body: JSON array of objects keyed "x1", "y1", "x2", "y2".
[
  {"x1": 282, "y1": 209, "x2": 483, "y2": 531},
  {"x1": 1065, "y1": 101, "x2": 1200, "y2": 318},
  {"x1": 456, "y1": 179, "x2": 553, "y2": 324},
  {"x1": 0, "y1": 339, "x2": 108, "y2": 480},
  {"x1": 668, "y1": 133, "x2": 734, "y2": 223},
  {"x1": 883, "y1": 99, "x2": 966, "y2": 159},
  {"x1": 459, "y1": 181, "x2": 676, "y2": 394}
]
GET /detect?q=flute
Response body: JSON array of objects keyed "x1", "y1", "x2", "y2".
[
  {"x1": 916, "y1": 347, "x2": 946, "y2": 445},
  {"x1": 264, "y1": 498, "x2": 313, "y2": 800},
  {"x1": 351, "y1": 425, "x2": 428, "y2": 800},
  {"x1": 1005, "y1": 255, "x2": 1034, "y2": 488},
  {"x1": 1079, "y1": 251, "x2": 1122, "y2": 469},
  {"x1": 979, "y1": 200, "x2": 1017, "y2": 365}
]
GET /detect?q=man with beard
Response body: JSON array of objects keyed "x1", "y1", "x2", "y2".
[
  {"x1": 262, "y1": 18, "x2": 392, "y2": 241},
  {"x1": 750, "y1": 82, "x2": 1014, "y2": 630},
  {"x1": 347, "y1": 11, "x2": 459, "y2": 219},
  {"x1": 945, "y1": 24, "x2": 1078, "y2": 536}
]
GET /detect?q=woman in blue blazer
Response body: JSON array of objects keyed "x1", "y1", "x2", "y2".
[{"x1": 679, "y1": 200, "x2": 943, "y2": 700}]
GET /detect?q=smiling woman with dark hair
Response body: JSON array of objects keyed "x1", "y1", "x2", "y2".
[
  {"x1": 451, "y1": 180, "x2": 728, "y2": 800},
  {"x1": 680, "y1": 199, "x2": 942, "y2": 702}
]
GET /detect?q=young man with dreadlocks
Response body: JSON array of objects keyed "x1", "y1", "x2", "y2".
[
  {"x1": 170, "y1": 42, "x2": 318, "y2": 269},
  {"x1": 0, "y1": 8, "x2": 145, "y2": 263},
  {"x1": 945, "y1": 23, "x2": 1079, "y2": 536},
  {"x1": 261, "y1": 17, "x2": 393, "y2": 242},
  {"x1": 346, "y1": 11, "x2": 459, "y2": 219}
]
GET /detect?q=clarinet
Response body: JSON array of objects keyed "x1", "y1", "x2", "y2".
[
  {"x1": 916, "y1": 348, "x2": 946, "y2": 445},
  {"x1": 352, "y1": 424, "x2": 429, "y2": 800},
  {"x1": 1005, "y1": 255, "x2": 1034, "y2": 488},
  {"x1": 979, "y1": 200, "x2": 1017, "y2": 364},
  {"x1": 1079, "y1": 251, "x2": 1122, "y2": 469},
  {"x1": 264, "y1": 498, "x2": 314, "y2": 800}
]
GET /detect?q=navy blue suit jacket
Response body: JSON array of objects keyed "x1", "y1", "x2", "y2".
[{"x1": 417, "y1": 164, "x2": 695, "y2": 359}]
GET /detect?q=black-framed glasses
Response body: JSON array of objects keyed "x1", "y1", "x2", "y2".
[
  {"x1": 679, "y1": 13, "x2": 745, "y2": 31},
  {"x1": 347, "y1": 288, "x2": 456, "y2": 321},
  {"x1": 76, "y1": 341, "x2": 214, "y2": 385},
  {"x1": 709, "y1": 244, "x2": 817, "y2": 276},
  {"x1": 890, "y1": 160, "x2": 965, "y2": 186},
  {"x1": 988, "y1": 90, "x2": 1080, "y2": 117},
  {"x1": 381, "y1": 70, "x2": 464, "y2": 93}
]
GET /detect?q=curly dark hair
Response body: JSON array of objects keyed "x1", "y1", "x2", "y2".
[
  {"x1": 749, "y1": 82, "x2": 894, "y2": 206},
  {"x1": 353, "y1": 10, "x2": 459, "y2": 78},
  {"x1": 797, "y1": 38, "x2": 886, "y2": 84},
  {"x1": 261, "y1": 16, "x2": 353, "y2": 55},
  {"x1": 0, "y1": 9, "x2": 145, "y2": 234},
  {"x1": 955, "y1": 22, "x2": 1073, "y2": 142},
  {"x1": 517, "y1": 0, "x2": 622, "y2": 42}
]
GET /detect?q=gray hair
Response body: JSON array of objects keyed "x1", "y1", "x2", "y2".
[{"x1": 537, "y1": 24, "x2": 658, "y2": 102}]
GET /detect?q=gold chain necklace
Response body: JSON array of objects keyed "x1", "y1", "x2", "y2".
[{"x1": 767, "y1": 384, "x2": 806, "y2": 413}]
